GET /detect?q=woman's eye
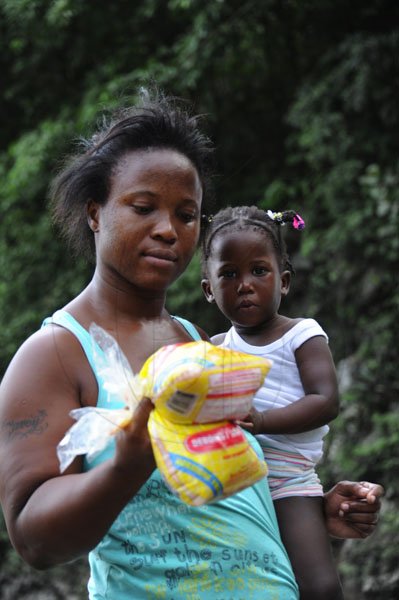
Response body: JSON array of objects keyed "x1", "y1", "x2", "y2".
[
  {"x1": 179, "y1": 211, "x2": 197, "y2": 223},
  {"x1": 132, "y1": 205, "x2": 152, "y2": 214}
]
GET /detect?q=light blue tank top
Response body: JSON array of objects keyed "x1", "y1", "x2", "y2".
[{"x1": 42, "y1": 310, "x2": 298, "y2": 600}]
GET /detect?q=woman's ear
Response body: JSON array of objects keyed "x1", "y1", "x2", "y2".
[
  {"x1": 201, "y1": 279, "x2": 215, "y2": 303},
  {"x1": 87, "y1": 200, "x2": 100, "y2": 233},
  {"x1": 280, "y1": 270, "x2": 291, "y2": 297}
]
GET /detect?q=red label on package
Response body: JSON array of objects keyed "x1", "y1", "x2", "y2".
[{"x1": 185, "y1": 423, "x2": 245, "y2": 453}]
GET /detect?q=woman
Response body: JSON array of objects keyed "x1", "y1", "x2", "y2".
[{"x1": 0, "y1": 92, "x2": 383, "y2": 599}]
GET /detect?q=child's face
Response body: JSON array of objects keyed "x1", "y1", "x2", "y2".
[{"x1": 202, "y1": 228, "x2": 290, "y2": 329}]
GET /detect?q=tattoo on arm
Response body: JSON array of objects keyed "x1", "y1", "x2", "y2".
[{"x1": 2, "y1": 409, "x2": 48, "y2": 439}]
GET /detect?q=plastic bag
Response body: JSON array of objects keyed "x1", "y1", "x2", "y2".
[
  {"x1": 57, "y1": 325, "x2": 272, "y2": 505},
  {"x1": 57, "y1": 323, "x2": 142, "y2": 472}
]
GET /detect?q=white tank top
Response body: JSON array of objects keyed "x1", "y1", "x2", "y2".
[{"x1": 221, "y1": 319, "x2": 330, "y2": 464}]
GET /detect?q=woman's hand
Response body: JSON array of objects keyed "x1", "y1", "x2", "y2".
[
  {"x1": 114, "y1": 396, "x2": 156, "y2": 476},
  {"x1": 324, "y1": 480, "x2": 384, "y2": 539}
]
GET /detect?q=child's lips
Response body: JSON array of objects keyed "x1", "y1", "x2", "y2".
[{"x1": 238, "y1": 300, "x2": 256, "y2": 309}]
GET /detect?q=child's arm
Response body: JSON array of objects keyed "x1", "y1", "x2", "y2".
[{"x1": 239, "y1": 335, "x2": 339, "y2": 434}]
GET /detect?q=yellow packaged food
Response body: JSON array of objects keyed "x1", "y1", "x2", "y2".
[
  {"x1": 148, "y1": 410, "x2": 268, "y2": 506},
  {"x1": 58, "y1": 331, "x2": 272, "y2": 505},
  {"x1": 139, "y1": 340, "x2": 271, "y2": 424},
  {"x1": 140, "y1": 340, "x2": 271, "y2": 505}
]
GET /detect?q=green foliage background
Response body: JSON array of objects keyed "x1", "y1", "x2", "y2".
[{"x1": 1, "y1": 1, "x2": 398, "y2": 598}]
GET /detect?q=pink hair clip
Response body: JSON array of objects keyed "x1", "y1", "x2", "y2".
[
  {"x1": 293, "y1": 213, "x2": 305, "y2": 230},
  {"x1": 267, "y1": 209, "x2": 305, "y2": 230}
]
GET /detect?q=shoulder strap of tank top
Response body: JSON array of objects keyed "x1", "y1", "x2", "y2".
[
  {"x1": 41, "y1": 309, "x2": 102, "y2": 376},
  {"x1": 171, "y1": 316, "x2": 201, "y2": 340}
]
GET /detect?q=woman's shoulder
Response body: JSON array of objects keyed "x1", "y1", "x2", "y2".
[
  {"x1": 6, "y1": 323, "x2": 75, "y2": 366},
  {"x1": 1, "y1": 320, "x2": 92, "y2": 400}
]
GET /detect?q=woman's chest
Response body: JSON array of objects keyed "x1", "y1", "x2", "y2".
[{"x1": 78, "y1": 318, "x2": 194, "y2": 407}]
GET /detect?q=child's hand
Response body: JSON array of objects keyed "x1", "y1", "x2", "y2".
[
  {"x1": 236, "y1": 407, "x2": 265, "y2": 435},
  {"x1": 324, "y1": 480, "x2": 384, "y2": 539}
]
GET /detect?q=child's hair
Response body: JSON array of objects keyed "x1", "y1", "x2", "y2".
[
  {"x1": 49, "y1": 89, "x2": 215, "y2": 261},
  {"x1": 201, "y1": 205, "x2": 304, "y2": 275}
]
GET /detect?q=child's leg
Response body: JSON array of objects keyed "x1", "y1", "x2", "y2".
[{"x1": 274, "y1": 496, "x2": 344, "y2": 600}]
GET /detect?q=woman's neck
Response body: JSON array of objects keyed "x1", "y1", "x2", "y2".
[
  {"x1": 63, "y1": 274, "x2": 180, "y2": 372},
  {"x1": 65, "y1": 271, "x2": 168, "y2": 327}
]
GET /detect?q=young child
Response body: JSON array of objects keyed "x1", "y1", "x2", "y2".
[{"x1": 201, "y1": 205, "x2": 343, "y2": 600}]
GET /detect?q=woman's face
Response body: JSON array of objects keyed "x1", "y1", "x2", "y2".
[{"x1": 88, "y1": 148, "x2": 203, "y2": 292}]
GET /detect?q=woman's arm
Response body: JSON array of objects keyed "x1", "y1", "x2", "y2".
[
  {"x1": 240, "y1": 336, "x2": 339, "y2": 434},
  {"x1": 0, "y1": 328, "x2": 155, "y2": 569}
]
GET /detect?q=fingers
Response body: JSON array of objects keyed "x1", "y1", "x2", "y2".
[
  {"x1": 345, "y1": 524, "x2": 374, "y2": 539},
  {"x1": 132, "y1": 396, "x2": 154, "y2": 422},
  {"x1": 334, "y1": 480, "x2": 384, "y2": 504},
  {"x1": 235, "y1": 420, "x2": 254, "y2": 430},
  {"x1": 339, "y1": 503, "x2": 381, "y2": 539},
  {"x1": 338, "y1": 482, "x2": 383, "y2": 529},
  {"x1": 341, "y1": 506, "x2": 379, "y2": 522},
  {"x1": 121, "y1": 396, "x2": 152, "y2": 430},
  {"x1": 117, "y1": 396, "x2": 154, "y2": 448},
  {"x1": 330, "y1": 480, "x2": 361, "y2": 499},
  {"x1": 343, "y1": 517, "x2": 378, "y2": 537},
  {"x1": 359, "y1": 481, "x2": 385, "y2": 504},
  {"x1": 114, "y1": 397, "x2": 155, "y2": 475},
  {"x1": 339, "y1": 498, "x2": 381, "y2": 517}
]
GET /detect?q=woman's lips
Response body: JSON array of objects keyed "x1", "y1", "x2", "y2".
[{"x1": 143, "y1": 248, "x2": 178, "y2": 264}]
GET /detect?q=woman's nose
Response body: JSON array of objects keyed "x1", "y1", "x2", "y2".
[{"x1": 151, "y1": 213, "x2": 177, "y2": 243}]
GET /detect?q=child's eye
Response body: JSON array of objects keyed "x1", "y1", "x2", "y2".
[
  {"x1": 221, "y1": 269, "x2": 236, "y2": 279},
  {"x1": 253, "y1": 266, "x2": 267, "y2": 275}
]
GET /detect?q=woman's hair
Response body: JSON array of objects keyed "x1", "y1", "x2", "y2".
[
  {"x1": 201, "y1": 205, "x2": 299, "y2": 274},
  {"x1": 49, "y1": 90, "x2": 215, "y2": 261}
]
